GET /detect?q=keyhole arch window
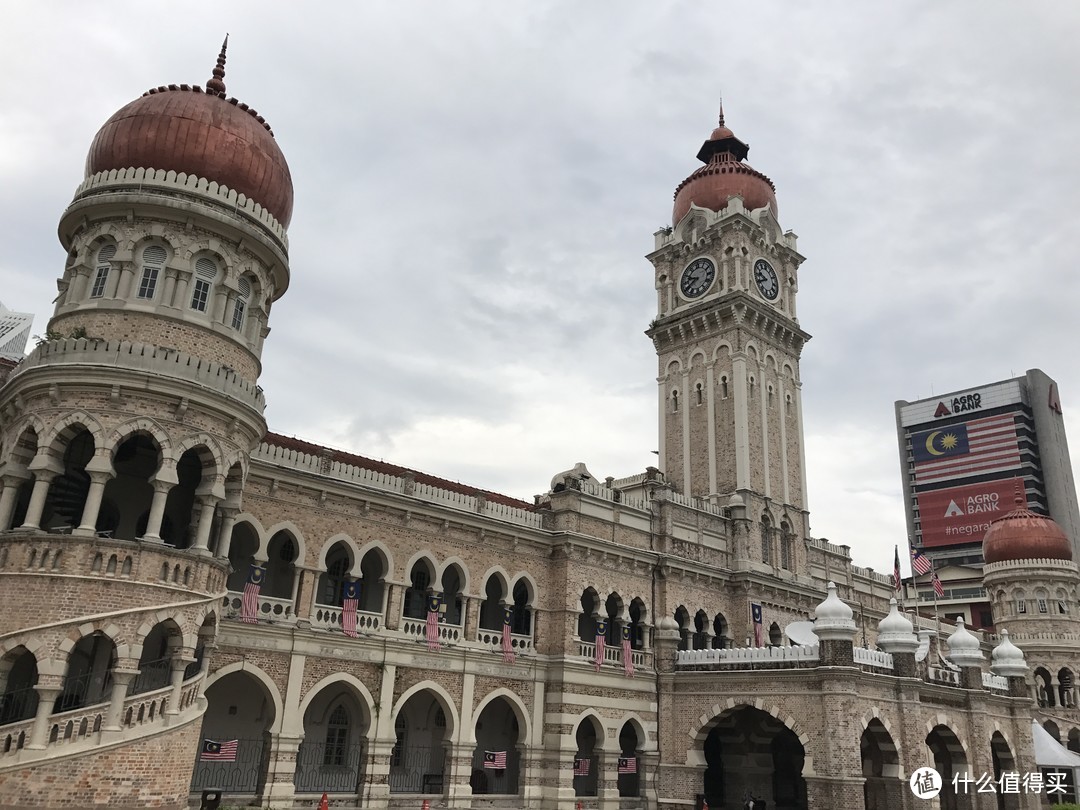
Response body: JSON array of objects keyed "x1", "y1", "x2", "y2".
[
  {"x1": 190, "y1": 256, "x2": 219, "y2": 313},
  {"x1": 90, "y1": 244, "x2": 116, "y2": 299},
  {"x1": 671, "y1": 389, "x2": 679, "y2": 413},
  {"x1": 323, "y1": 704, "x2": 349, "y2": 767},
  {"x1": 231, "y1": 276, "x2": 252, "y2": 331},
  {"x1": 695, "y1": 381, "x2": 704, "y2": 405},
  {"x1": 720, "y1": 376, "x2": 729, "y2": 400},
  {"x1": 137, "y1": 245, "x2": 167, "y2": 300}
]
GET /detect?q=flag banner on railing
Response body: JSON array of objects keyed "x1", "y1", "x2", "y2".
[
  {"x1": 342, "y1": 579, "x2": 360, "y2": 638},
  {"x1": 426, "y1": 593, "x2": 442, "y2": 651},
  {"x1": 621, "y1": 624, "x2": 635, "y2": 678},
  {"x1": 618, "y1": 756, "x2": 637, "y2": 774},
  {"x1": 501, "y1": 606, "x2": 516, "y2": 664},
  {"x1": 201, "y1": 738, "x2": 238, "y2": 761},
  {"x1": 483, "y1": 750, "x2": 507, "y2": 769},
  {"x1": 573, "y1": 757, "x2": 590, "y2": 776},
  {"x1": 751, "y1": 602, "x2": 763, "y2": 647},
  {"x1": 241, "y1": 565, "x2": 264, "y2": 624},
  {"x1": 594, "y1": 619, "x2": 607, "y2": 672}
]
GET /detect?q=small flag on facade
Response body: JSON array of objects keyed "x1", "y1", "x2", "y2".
[
  {"x1": 501, "y1": 606, "x2": 516, "y2": 664},
  {"x1": 911, "y1": 547, "x2": 933, "y2": 576},
  {"x1": 618, "y1": 756, "x2": 637, "y2": 774},
  {"x1": 483, "y1": 750, "x2": 507, "y2": 769},
  {"x1": 594, "y1": 619, "x2": 607, "y2": 672},
  {"x1": 932, "y1": 571, "x2": 945, "y2": 599},
  {"x1": 201, "y1": 738, "x2": 238, "y2": 761},
  {"x1": 621, "y1": 624, "x2": 635, "y2": 678},
  {"x1": 426, "y1": 593, "x2": 442, "y2": 651},
  {"x1": 241, "y1": 565, "x2": 264, "y2": 624},
  {"x1": 342, "y1": 579, "x2": 360, "y2": 638},
  {"x1": 573, "y1": 757, "x2": 590, "y2": 776},
  {"x1": 751, "y1": 602, "x2": 763, "y2": 647},
  {"x1": 893, "y1": 545, "x2": 902, "y2": 592}
]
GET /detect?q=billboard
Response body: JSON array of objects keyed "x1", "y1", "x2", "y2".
[
  {"x1": 912, "y1": 413, "x2": 1020, "y2": 485},
  {"x1": 917, "y1": 477, "x2": 1025, "y2": 547},
  {"x1": 898, "y1": 379, "x2": 1023, "y2": 426}
]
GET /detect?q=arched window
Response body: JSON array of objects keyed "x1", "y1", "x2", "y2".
[
  {"x1": 323, "y1": 704, "x2": 349, "y2": 767},
  {"x1": 671, "y1": 389, "x2": 679, "y2": 413},
  {"x1": 511, "y1": 580, "x2": 532, "y2": 635},
  {"x1": 190, "y1": 257, "x2": 218, "y2": 312},
  {"x1": 231, "y1": 276, "x2": 251, "y2": 330},
  {"x1": 761, "y1": 515, "x2": 773, "y2": 565},
  {"x1": 720, "y1": 376, "x2": 729, "y2": 399},
  {"x1": 403, "y1": 563, "x2": 431, "y2": 620},
  {"x1": 695, "y1": 382, "x2": 704, "y2": 405},
  {"x1": 90, "y1": 244, "x2": 116, "y2": 299},
  {"x1": 138, "y1": 245, "x2": 166, "y2": 300},
  {"x1": 779, "y1": 521, "x2": 794, "y2": 570}
]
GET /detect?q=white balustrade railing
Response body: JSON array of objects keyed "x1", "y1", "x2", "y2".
[
  {"x1": 928, "y1": 666, "x2": 960, "y2": 686},
  {"x1": 676, "y1": 645, "x2": 819, "y2": 667},
  {"x1": 577, "y1": 640, "x2": 648, "y2": 669},
  {"x1": 853, "y1": 647, "x2": 894, "y2": 670},
  {"x1": 400, "y1": 617, "x2": 462, "y2": 645},
  {"x1": 476, "y1": 629, "x2": 534, "y2": 655},
  {"x1": 311, "y1": 604, "x2": 382, "y2": 634},
  {"x1": 983, "y1": 672, "x2": 1009, "y2": 692},
  {"x1": 223, "y1": 591, "x2": 295, "y2": 624}
]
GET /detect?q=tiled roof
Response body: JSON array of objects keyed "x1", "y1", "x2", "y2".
[{"x1": 262, "y1": 432, "x2": 534, "y2": 510}]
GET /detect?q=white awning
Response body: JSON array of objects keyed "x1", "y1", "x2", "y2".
[{"x1": 1032, "y1": 720, "x2": 1080, "y2": 768}]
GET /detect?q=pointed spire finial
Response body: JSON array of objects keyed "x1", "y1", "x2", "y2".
[
  {"x1": 206, "y1": 34, "x2": 229, "y2": 94},
  {"x1": 718, "y1": 93, "x2": 725, "y2": 127}
]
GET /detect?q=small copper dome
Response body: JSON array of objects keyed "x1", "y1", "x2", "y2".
[
  {"x1": 672, "y1": 106, "x2": 777, "y2": 225},
  {"x1": 982, "y1": 494, "x2": 1073, "y2": 564},
  {"x1": 84, "y1": 40, "x2": 293, "y2": 227}
]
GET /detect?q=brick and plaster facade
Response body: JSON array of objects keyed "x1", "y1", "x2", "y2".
[{"x1": 0, "y1": 53, "x2": 1069, "y2": 810}]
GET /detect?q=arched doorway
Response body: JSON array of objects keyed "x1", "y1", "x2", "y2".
[
  {"x1": 294, "y1": 683, "x2": 370, "y2": 795},
  {"x1": 991, "y1": 732, "x2": 1021, "y2": 810},
  {"x1": 860, "y1": 719, "x2": 899, "y2": 809},
  {"x1": 702, "y1": 706, "x2": 807, "y2": 809},
  {"x1": 56, "y1": 632, "x2": 116, "y2": 712},
  {"x1": 618, "y1": 721, "x2": 642, "y2": 797},
  {"x1": 926, "y1": 725, "x2": 972, "y2": 810},
  {"x1": 0, "y1": 647, "x2": 38, "y2": 724},
  {"x1": 192, "y1": 670, "x2": 277, "y2": 796},
  {"x1": 389, "y1": 689, "x2": 452, "y2": 795},
  {"x1": 470, "y1": 696, "x2": 523, "y2": 795},
  {"x1": 574, "y1": 716, "x2": 602, "y2": 797}
]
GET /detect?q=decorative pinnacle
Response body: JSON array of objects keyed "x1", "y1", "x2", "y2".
[
  {"x1": 1014, "y1": 480, "x2": 1026, "y2": 507},
  {"x1": 206, "y1": 34, "x2": 229, "y2": 94},
  {"x1": 718, "y1": 94, "x2": 725, "y2": 127}
]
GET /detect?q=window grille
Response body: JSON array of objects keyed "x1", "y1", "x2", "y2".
[
  {"x1": 191, "y1": 279, "x2": 211, "y2": 312},
  {"x1": 137, "y1": 267, "x2": 159, "y2": 299},
  {"x1": 91, "y1": 245, "x2": 116, "y2": 298}
]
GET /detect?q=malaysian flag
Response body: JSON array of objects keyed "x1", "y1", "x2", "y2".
[
  {"x1": 342, "y1": 579, "x2": 360, "y2": 638},
  {"x1": 932, "y1": 571, "x2": 945, "y2": 599},
  {"x1": 594, "y1": 619, "x2": 607, "y2": 672},
  {"x1": 621, "y1": 624, "x2": 635, "y2": 678},
  {"x1": 483, "y1": 750, "x2": 507, "y2": 769},
  {"x1": 501, "y1": 607, "x2": 516, "y2": 664},
  {"x1": 426, "y1": 593, "x2": 442, "y2": 651},
  {"x1": 911, "y1": 548, "x2": 933, "y2": 576},
  {"x1": 893, "y1": 545, "x2": 902, "y2": 592},
  {"x1": 573, "y1": 757, "x2": 590, "y2": 776},
  {"x1": 751, "y1": 603, "x2": 763, "y2": 647},
  {"x1": 913, "y1": 414, "x2": 1020, "y2": 485},
  {"x1": 241, "y1": 565, "x2": 264, "y2": 624},
  {"x1": 618, "y1": 756, "x2": 637, "y2": 774},
  {"x1": 201, "y1": 738, "x2": 238, "y2": 761}
]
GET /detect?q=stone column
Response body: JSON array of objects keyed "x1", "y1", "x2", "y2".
[
  {"x1": 161, "y1": 268, "x2": 179, "y2": 307},
  {"x1": 165, "y1": 656, "x2": 195, "y2": 716},
  {"x1": 140, "y1": 479, "x2": 173, "y2": 541},
  {"x1": 596, "y1": 750, "x2": 619, "y2": 810},
  {"x1": 75, "y1": 470, "x2": 114, "y2": 536},
  {"x1": 69, "y1": 267, "x2": 91, "y2": 301},
  {"x1": 18, "y1": 470, "x2": 58, "y2": 531},
  {"x1": 445, "y1": 740, "x2": 476, "y2": 808},
  {"x1": 0, "y1": 472, "x2": 28, "y2": 531},
  {"x1": 362, "y1": 737, "x2": 394, "y2": 808},
  {"x1": 295, "y1": 567, "x2": 317, "y2": 622},
  {"x1": 26, "y1": 682, "x2": 62, "y2": 749},
  {"x1": 384, "y1": 582, "x2": 403, "y2": 630},
  {"x1": 463, "y1": 594, "x2": 481, "y2": 640},
  {"x1": 102, "y1": 669, "x2": 139, "y2": 732},
  {"x1": 189, "y1": 494, "x2": 220, "y2": 554},
  {"x1": 215, "y1": 506, "x2": 239, "y2": 559},
  {"x1": 263, "y1": 732, "x2": 303, "y2": 806}
]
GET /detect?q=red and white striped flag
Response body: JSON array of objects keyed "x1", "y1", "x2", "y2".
[
  {"x1": 621, "y1": 624, "x2": 635, "y2": 678},
  {"x1": 483, "y1": 750, "x2": 507, "y2": 769},
  {"x1": 501, "y1": 607, "x2": 516, "y2": 664},
  {"x1": 932, "y1": 571, "x2": 945, "y2": 599},
  {"x1": 618, "y1": 756, "x2": 637, "y2": 774},
  {"x1": 751, "y1": 603, "x2": 763, "y2": 647},
  {"x1": 573, "y1": 757, "x2": 590, "y2": 776},
  {"x1": 426, "y1": 593, "x2": 442, "y2": 651},
  {"x1": 342, "y1": 579, "x2": 359, "y2": 638},
  {"x1": 201, "y1": 738, "x2": 238, "y2": 761},
  {"x1": 594, "y1": 619, "x2": 607, "y2": 672},
  {"x1": 913, "y1": 414, "x2": 1020, "y2": 485},
  {"x1": 241, "y1": 565, "x2": 264, "y2": 624},
  {"x1": 911, "y1": 548, "x2": 933, "y2": 576}
]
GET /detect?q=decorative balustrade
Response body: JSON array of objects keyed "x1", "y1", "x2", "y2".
[
  {"x1": 853, "y1": 647, "x2": 894, "y2": 671},
  {"x1": 577, "y1": 640, "x2": 649, "y2": 669},
  {"x1": 982, "y1": 672, "x2": 1009, "y2": 692},
  {"x1": 476, "y1": 629, "x2": 534, "y2": 655},
  {"x1": 311, "y1": 604, "x2": 381, "y2": 634},
  {"x1": 676, "y1": 645, "x2": 820, "y2": 667},
  {"x1": 928, "y1": 666, "x2": 960, "y2": 686},
  {"x1": 400, "y1": 617, "x2": 462, "y2": 645},
  {"x1": 223, "y1": 592, "x2": 295, "y2": 624}
]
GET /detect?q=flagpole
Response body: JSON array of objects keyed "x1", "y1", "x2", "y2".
[{"x1": 930, "y1": 559, "x2": 942, "y2": 664}]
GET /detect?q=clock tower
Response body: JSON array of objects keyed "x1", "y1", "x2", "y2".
[{"x1": 646, "y1": 106, "x2": 811, "y2": 551}]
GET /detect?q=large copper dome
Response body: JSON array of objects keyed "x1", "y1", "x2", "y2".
[
  {"x1": 672, "y1": 108, "x2": 777, "y2": 225},
  {"x1": 983, "y1": 495, "x2": 1073, "y2": 564},
  {"x1": 84, "y1": 41, "x2": 293, "y2": 227}
]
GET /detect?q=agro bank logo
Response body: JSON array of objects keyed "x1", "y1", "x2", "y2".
[
  {"x1": 944, "y1": 491, "x2": 1000, "y2": 518},
  {"x1": 934, "y1": 392, "x2": 982, "y2": 418}
]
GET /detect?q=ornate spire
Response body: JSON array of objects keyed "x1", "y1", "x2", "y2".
[
  {"x1": 206, "y1": 35, "x2": 229, "y2": 94},
  {"x1": 718, "y1": 94, "x2": 725, "y2": 128}
]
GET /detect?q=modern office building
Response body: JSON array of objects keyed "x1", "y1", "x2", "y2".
[{"x1": 0, "y1": 302, "x2": 33, "y2": 362}]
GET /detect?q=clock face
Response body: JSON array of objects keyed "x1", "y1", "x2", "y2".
[
  {"x1": 753, "y1": 258, "x2": 779, "y2": 300},
  {"x1": 680, "y1": 258, "x2": 716, "y2": 299}
]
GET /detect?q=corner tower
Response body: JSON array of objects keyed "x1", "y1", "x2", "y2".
[
  {"x1": 646, "y1": 105, "x2": 810, "y2": 543},
  {"x1": 0, "y1": 42, "x2": 291, "y2": 809}
]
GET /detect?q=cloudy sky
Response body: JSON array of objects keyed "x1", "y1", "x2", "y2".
[{"x1": 2, "y1": 3, "x2": 1078, "y2": 572}]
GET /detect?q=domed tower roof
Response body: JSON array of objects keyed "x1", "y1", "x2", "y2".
[
  {"x1": 982, "y1": 489, "x2": 1073, "y2": 564},
  {"x1": 672, "y1": 101, "x2": 778, "y2": 225},
  {"x1": 84, "y1": 38, "x2": 294, "y2": 227}
]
